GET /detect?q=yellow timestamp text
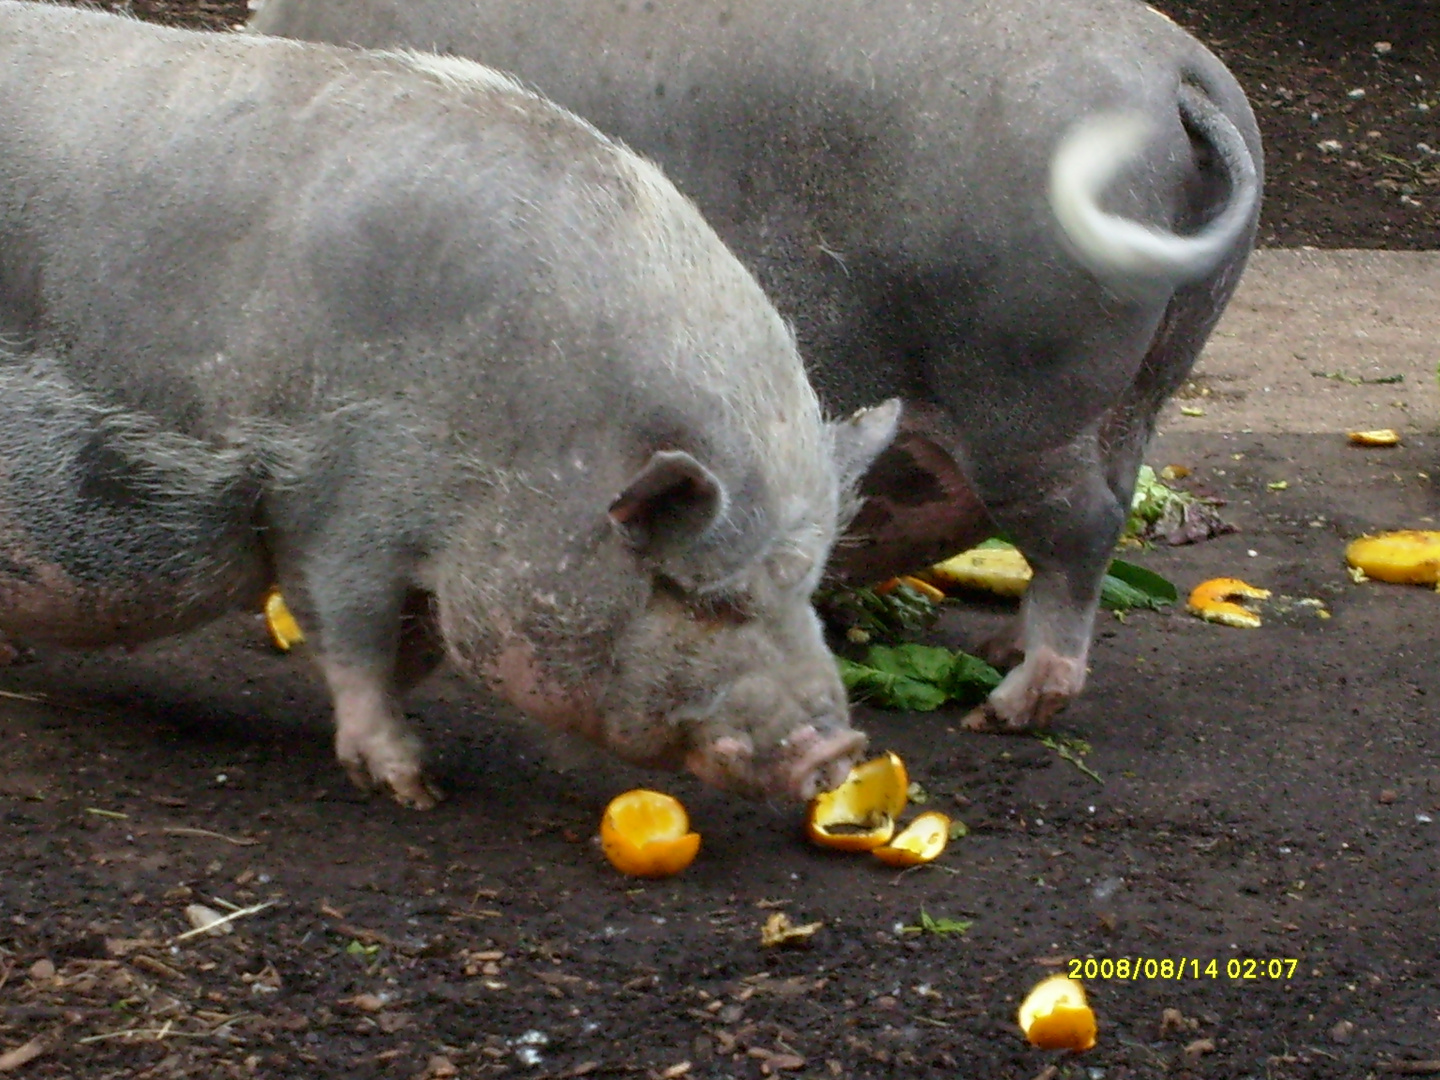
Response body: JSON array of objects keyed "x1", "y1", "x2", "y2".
[{"x1": 1067, "y1": 957, "x2": 1299, "y2": 981}]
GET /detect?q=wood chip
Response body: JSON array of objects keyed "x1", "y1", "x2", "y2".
[{"x1": 0, "y1": 1040, "x2": 47, "y2": 1072}]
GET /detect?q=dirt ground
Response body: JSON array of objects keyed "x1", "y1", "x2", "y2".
[{"x1": 3, "y1": 3, "x2": 1439, "y2": 1079}]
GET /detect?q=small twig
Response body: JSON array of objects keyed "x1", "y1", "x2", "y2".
[
  {"x1": 77, "y1": 1028, "x2": 212, "y2": 1045},
  {"x1": 170, "y1": 900, "x2": 275, "y2": 944},
  {"x1": 162, "y1": 826, "x2": 260, "y2": 846},
  {"x1": 0, "y1": 690, "x2": 48, "y2": 704},
  {"x1": 0, "y1": 959, "x2": 11, "y2": 994},
  {"x1": 85, "y1": 807, "x2": 129, "y2": 820}
]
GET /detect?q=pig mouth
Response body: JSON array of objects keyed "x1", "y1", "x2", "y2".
[{"x1": 685, "y1": 724, "x2": 869, "y2": 802}]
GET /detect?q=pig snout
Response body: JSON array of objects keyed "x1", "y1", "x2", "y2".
[{"x1": 685, "y1": 717, "x2": 868, "y2": 803}]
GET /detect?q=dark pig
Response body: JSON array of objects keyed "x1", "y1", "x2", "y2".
[
  {"x1": 0, "y1": 2, "x2": 899, "y2": 807},
  {"x1": 251, "y1": 0, "x2": 1262, "y2": 729}
]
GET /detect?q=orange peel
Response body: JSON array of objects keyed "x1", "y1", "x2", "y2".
[
  {"x1": 1347, "y1": 429, "x2": 1400, "y2": 447},
  {"x1": 805, "y1": 751, "x2": 908, "y2": 852},
  {"x1": 599, "y1": 789, "x2": 701, "y2": 878},
  {"x1": 874, "y1": 575, "x2": 946, "y2": 603},
  {"x1": 1018, "y1": 974, "x2": 1098, "y2": 1052},
  {"x1": 872, "y1": 810, "x2": 951, "y2": 867},
  {"x1": 263, "y1": 588, "x2": 305, "y2": 651},
  {"x1": 1346, "y1": 530, "x2": 1440, "y2": 585},
  {"x1": 1186, "y1": 577, "x2": 1271, "y2": 628}
]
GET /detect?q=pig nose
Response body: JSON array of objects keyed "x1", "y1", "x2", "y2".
[{"x1": 788, "y1": 727, "x2": 868, "y2": 801}]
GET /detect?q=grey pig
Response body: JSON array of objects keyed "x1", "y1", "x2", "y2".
[
  {"x1": 251, "y1": 0, "x2": 1263, "y2": 730},
  {"x1": 0, "y1": 1, "x2": 898, "y2": 807}
]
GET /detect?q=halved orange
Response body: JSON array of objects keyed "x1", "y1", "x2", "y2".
[
  {"x1": 599, "y1": 789, "x2": 701, "y2": 878},
  {"x1": 872, "y1": 810, "x2": 951, "y2": 867},
  {"x1": 1346, "y1": 530, "x2": 1440, "y2": 585},
  {"x1": 1018, "y1": 974, "x2": 1098, "y2": 1052},
  {"x1": 805, "y1": 751, "x2": 908, "y2": 852}
]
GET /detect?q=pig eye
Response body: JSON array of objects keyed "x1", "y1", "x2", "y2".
[{"x1": 653, "y1": 576, "x2": 753, "y2": 625}]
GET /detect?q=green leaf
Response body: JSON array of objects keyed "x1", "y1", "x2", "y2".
[
  {"x1": 1101, "y1": 558, "x2": 1178, "y2": 611},
  {"x1": 900, "y1": 907, "x2": 973, "y2": 935},
  {"x1": 839, "y1": 644, "x2": 1001, "y2": 712}
]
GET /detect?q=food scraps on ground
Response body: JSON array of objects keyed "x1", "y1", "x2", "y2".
[
  {"x1": 1345, "y1": 530, "x2": 1440, "y2": 585},
  {"x1": 872, "y1": 810, "x2": 952, "y2": 867},
  {"x1": 1186, "y1": 577, "x2": 1272, "y2": 628},
  {"x1": 1346, "y1": 429, "x2": 1401, "y2": 446},
  {"x1": 1018, "y1": 974, "x2": 1098, "y2": 1052},
  {"x1": 599, "y1": 789, "x2": 701, "y2": 878},
  {"x1": 874, "y1": 574, "x2": 946, "y2": 603},
  {"x1": 263, "y1": 588, "x2": 305, "y2": 651},
  {"x1": 928, "y1": 544, "x2": 1033, "y2": 597},
  {"x1": 759, "y1": 911, "x2": 824, "y2": 947},
  {"x1": 805, "y1": 752, "x2": 908, "y2": 851}
]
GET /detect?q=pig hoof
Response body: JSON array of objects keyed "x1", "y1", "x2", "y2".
[{"x1": 341, "y1": 758, "x2": 443, "y2": 810}]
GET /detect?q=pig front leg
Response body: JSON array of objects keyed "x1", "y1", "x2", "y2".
[
  {"x1": 280, "y1": 561, "x2": 446, "y2": 809},
  {"x1": 321, "y1": 656, "x2": 443, "y2": 810}
]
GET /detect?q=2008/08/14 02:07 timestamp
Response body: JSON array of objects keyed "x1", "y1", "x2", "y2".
[{"x1": 1068, "y1": 958, "x2": 1299, "y2": 981}]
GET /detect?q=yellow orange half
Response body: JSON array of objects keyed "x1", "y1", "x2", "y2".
[
  {"x1": 805, "y1": 752, "x2": 909, "y2": 852},
  {"x1": 1018, "y1": 974, "x2": 1098, "y2": 1052},
  {"x1": 872, "y1": 810, "x2": 951, "y2": 867},
  {"x1": 599, "y1": 789, "x2": 701, "y2": 878},
  {"x1": 263, "y1": 588, "x2": 306, "y2": 651}
]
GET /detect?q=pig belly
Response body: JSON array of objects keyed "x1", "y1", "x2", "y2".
[{"x1": 0, "y1": 363, "x2": 270, "y2": 648}]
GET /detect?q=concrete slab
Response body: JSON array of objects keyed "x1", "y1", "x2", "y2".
[{"x1": 1157, "y1": 249, "x2": 1439, "y2": 435}]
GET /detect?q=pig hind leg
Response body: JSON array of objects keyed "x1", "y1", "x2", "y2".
[{"x1": 966, "y1": 271, "x2": 1245, "y2": 730}]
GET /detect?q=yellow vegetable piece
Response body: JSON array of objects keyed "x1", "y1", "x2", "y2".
[
  {"x1": 1018, "y1": 974, "x2": 1098, "y2": 1052},
  {"x1": 872, "y1": 810, "x2": 951, "y2": 867},
  {"x1": 805, "y1": 751, "x2": 909, "y2": 852},
  {"x1": 929, "y1": 544, "x2": 1032, "y2": 597},
  {"x1": 1186, "y1": 577, "x2": 1271, "y2": 629},
  {"x1": 760, "y1": 912, "x2": 824, "y2": 947},
  {"x1": 599, "y1": 789, "x2": 701, "y2": 878},
  {"x1": 1346, "y1": 530, "x2": 1440, "y2": 585},
  {"x1": 1347, "y1": 429, "x2": 1400, "y2": 447},
  {"x1": 263, "y1": 588, "x2": 305, "y2": 651}
]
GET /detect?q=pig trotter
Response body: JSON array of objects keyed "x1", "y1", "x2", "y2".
[
  {"x1": 961, "y1": 646, "x2": 1086, "y2": 732},
  {"x1": 323, "y1": 660, "x2": 443, "y2": 810}
]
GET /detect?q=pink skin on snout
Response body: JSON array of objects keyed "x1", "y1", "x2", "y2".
[
  {"x1": 686, "y1": 724, "x2": 869, "y2": 803},
  {"x1": 482, "y1": 640, "x2": 866, "y2": 800}
]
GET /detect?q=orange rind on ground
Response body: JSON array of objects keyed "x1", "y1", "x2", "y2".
[
  {"x1": 929, "y1": 544, "x2": 1032, "y2": 597},
  {"x1": 263, "y1": 588, "x2": 305, "y2": 651},
  {"x1": 872, "y1": 810, "x2": 951, "y2": 867},
  {"x1": 805, "y1": 751, "x2": 909, "y2": 852},
  {"x1": 1186, "y1": 577, "x2": 1271, "y2": 628},
  {"x1": 874, "y1": 575, "x2": 947, "y2": 603},
  {"x1": 1346, "y1": 530, "x2": 1440, "y2": 585},
  {"x1": 1018, "y1": 974, "x2": 1098, "y2": 1052},
  {"x1": 599, "y1": 789, "x2": 701, "y2": 878},
  {"x1": 1346, "y1": 429, "x2": 1401, "y2": 447}
]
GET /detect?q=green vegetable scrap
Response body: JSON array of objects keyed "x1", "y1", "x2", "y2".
[
  {"x1": 1126, "y1": 464, "x2": 1234, "y2": 545},
  {"x1": 899, "y1": 908, "x2": 973, "y2": 936},
  {"x1": 838, "y1": 643, "x2": 1001, "y2": 712},
  {"x1": 816, "y1": 580, "x2": 939, "y2": 645},
  {"x1": 1101, "y1": 558, "x2": 1178, "y2": 612}
]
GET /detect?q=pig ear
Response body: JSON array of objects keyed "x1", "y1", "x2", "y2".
[
  {"x1": 609, "y1": 450, "x2": 726, "y2": 555},
  {"x1": 830, "y1": 399, "x2": 902, "y2": 491}
]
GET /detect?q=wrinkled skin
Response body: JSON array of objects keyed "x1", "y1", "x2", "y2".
[
  {"x1": 252, "y1": 0, "x2": 1263, "y2": 730},
  {"x1": 0, "y1": 3, "x2": 900, "y2": 806}
]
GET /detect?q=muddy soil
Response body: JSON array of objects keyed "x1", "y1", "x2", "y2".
[{"x1": 2, "y1": 3, "x2": 1438, "y2": 1079}]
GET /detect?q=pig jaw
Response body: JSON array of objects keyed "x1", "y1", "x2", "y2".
[{"x1": 685, "y1": 723, "x2": 868, "y2": 803}]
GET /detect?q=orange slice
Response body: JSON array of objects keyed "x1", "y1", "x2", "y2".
[
  {"x1": 599, "y1": 789, "x2": 701, "y2": 878},
  {"x1": 874, "y1": 575, "x2": 946, "y2": 603},
  {"x1": 1185, "y1": 577, "x2": 1271, "y2": 628},
  {"x1": 1018, "y1": 974, "x2": 1098, "y2": 1052},
  {"x1": 1347, "y1": 429, "x2": 1400, "y2": 447},
  {"x1": 872, "y1": 810, "x2": 951, "y2": 867},
  {"x1": 1346, "y1": 530, "x2": 1440, "y2": 585},
  {"x1": 805, "y1": 751, "x2": 908, "y2": 852},
  {"x1": 263, "y1": 588, "x2": 305, "y2": 651}
]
